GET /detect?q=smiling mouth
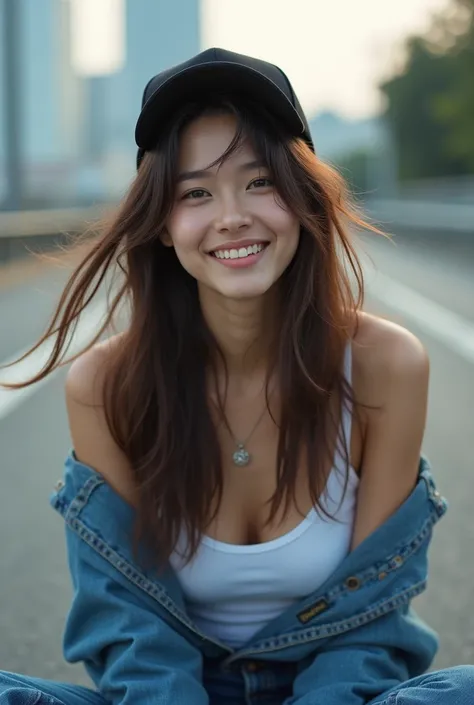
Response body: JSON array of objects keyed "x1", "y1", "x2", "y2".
[{"x1": 209, "y1": 242, "x2": 269, "y2": 260}]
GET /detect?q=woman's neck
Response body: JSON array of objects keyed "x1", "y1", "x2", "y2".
[{"x1": 199, "y1": 285, "x2": 278, "y2": 380}]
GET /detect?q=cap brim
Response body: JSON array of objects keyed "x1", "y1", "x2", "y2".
[{"x1": 135, "y1": 62, "x2": 306, "y2": 151}]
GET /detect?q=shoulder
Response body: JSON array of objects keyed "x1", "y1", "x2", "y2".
[
  {"x1": 352, "y1": 311, "x2": 430, "y2": 468},
  {"x1": 352, "y1": 312, "x2": 429, "y2": 410},
  {"x1": 349, "y1": 313, "x2": 430, "y2": 548},
  {"x1": 65, "y1": 333, "x2": 138, "y2": 504},
  {"x1": 65, "y1": 333, "x2": 123, "y2": 406}
]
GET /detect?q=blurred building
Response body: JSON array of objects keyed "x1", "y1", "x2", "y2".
[{"x1": 0, "y1": 0, "x2": 201, "y2": 209}]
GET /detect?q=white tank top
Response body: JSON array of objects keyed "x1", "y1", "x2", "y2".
[{"x1": 169, "y1": 343, "x2": 358, "y2": 648}]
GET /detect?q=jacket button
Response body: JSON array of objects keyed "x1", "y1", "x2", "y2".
[
  {"x1": 54, "y1": 479, "x2": 64, "y2": 491},
  {"x1": 246, "y1": 661, "x2": 260, "y2": 672},
  {"x1": 393, "y1": 555, "x2": 404, "y2": 566},
  {"x1": 345, "y1": 576, "x2": 361, "y2": 590},
  {"x1": 378, "y1": 571, "x2": 388, "y2": 580}
]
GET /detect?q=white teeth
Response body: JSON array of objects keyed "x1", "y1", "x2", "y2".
[{"x1": 212, "y1": 243, "x2": 266, "y2": 260}]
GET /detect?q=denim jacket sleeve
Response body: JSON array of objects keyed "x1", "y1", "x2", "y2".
[
  {"x1": 283, "y1": 609, "x2": 433, "y2": 704},
  {"x1": 64, "y1": 528, "x2": 209, "y2": 705},
  {"x1": 52, "y1": 456, "x2": 209, "y2": 705}
]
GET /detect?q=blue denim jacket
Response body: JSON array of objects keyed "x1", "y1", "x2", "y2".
[{"x1": 51, "y1": 453, "x2": 447, "y2": 705}]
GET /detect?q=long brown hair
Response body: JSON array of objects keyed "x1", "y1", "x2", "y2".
[{"x1": 2, "y1": 95, "x2": 383, "y2": 564}]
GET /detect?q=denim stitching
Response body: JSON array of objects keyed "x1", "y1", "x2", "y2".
[
  {"x1": 66, "y1": 511, "x2": 428, "y2": 664},
  {"x1": 57, "y1": 457, "x2": 445, "y2": 668},
  {"x1": 65, "y1": 476, "x2": 105, "y2": 520},
  {"x1": 293, "y1": 507, "x2": 441, "y2": 614},
  {"x1": 223, "y1": 580, "x2": 427, "y2": 664},
  {"x1": 67, "y1": 515, "x2": 234, "y2": 655},
  {"x1": 50, "y1": 475, "x2": 104, "y2": 520}
]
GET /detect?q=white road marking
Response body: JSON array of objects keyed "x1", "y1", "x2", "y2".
[
  {"x1": 0, "y1": 300, "x2": 109, "y2": 421},
  {"x1": 1, "y1": 273, "x2": 473, "y2": 422},
  {"x1": 368, "y1": 272, "x2": 474, "y2": 365}
]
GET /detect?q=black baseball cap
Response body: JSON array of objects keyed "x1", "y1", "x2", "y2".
[{"x1": 135, "y1": 47, "x2": 314, "y2": 167}]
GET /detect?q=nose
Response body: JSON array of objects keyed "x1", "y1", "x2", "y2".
[{"x1": 214, "y1": 195, "x2": 253, "y2": 234}]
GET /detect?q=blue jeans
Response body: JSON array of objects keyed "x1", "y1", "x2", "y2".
[{"x1": 1, "y1": 666, "x2": 474, "y2": 704}]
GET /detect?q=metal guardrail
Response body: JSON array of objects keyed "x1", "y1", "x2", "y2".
[
  {"x1": 0, "y1": 205, "x2": 112, "y2": 265},
  {"x1": 0, "y1": 205, "x2": 110, "y2": 238},
  {"x1": 1, "y1": 200, "x2": 473, "y2": 239},
  {"x1": 366, "y1": 199, "x2": 474, "y2": 234},
  {"x1": 0, "y1": 197, "x2": 472, "y2": 267},
  {"x1": 395, "y1": 175, "x2": 474, "y2": 205}
]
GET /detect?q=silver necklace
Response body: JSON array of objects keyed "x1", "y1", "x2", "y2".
[{"x1": 219, "y1": 403, "x2": 269, "y2": 467}]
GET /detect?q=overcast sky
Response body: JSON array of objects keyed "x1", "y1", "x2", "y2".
[{"x1": 201, "y1": 0, "x2": 451, "y2": 119}]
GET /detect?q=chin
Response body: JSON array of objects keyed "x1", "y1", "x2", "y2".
[
  {"x1": 213, "y1": 280, "x2": 274, "y2": 301},
  {"x1": 218, "y1": 272, "x2": 276, "y2": 299},
  {"x1": 226, "y1": 289, "x2": 269, "y2": 301}
]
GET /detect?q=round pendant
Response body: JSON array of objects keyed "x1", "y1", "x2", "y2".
[{"x1": 233, "y1": 445, "x2": 250, "y2": 467}]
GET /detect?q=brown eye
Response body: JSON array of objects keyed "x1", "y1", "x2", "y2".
[
  {"x1": 182, "y1": 189, "x2": 210, "y2": 200},
  {"x1": 248, "y1": 178, "x2": 273, "y2": 190}
]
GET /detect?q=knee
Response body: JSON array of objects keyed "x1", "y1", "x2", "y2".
[
  {"x1": 427, "y1": 665, "x2": 474, "y2": 696},
  {"x1": 0, "y1": 671, "x2": 48, "y2": 704},
  {"x1": 443, "y1": 664, "x2": 474, "y2": 687}
]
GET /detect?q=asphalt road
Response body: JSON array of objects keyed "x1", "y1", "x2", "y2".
[{"x1": 0, "y1": 229, "x2": 473, "y2": 687}]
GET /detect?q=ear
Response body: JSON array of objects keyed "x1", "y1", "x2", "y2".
[{"x1": 160, "y1": 230, "x2": 173, "y2": 247}]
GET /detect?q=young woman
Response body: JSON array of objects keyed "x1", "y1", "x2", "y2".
[{"x1": 1, "y1": 48, "x2": 472, "y2": 705}]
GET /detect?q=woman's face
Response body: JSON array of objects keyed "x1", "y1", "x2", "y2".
[{"x1": 165, "y1": 112, "x2": 300, "y2": 301}]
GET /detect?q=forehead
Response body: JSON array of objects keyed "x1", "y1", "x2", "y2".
[{"x1": 177, "y1": 112, "x2": 257, "y2": 171}]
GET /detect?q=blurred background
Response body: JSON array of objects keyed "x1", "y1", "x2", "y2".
[{"x1": 0, "y1": 0, "x2": 473, "y2": 688}]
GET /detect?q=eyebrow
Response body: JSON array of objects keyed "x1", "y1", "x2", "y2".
[{"x1": 176, "y1": 160, "x2": 267, "y2": 183}]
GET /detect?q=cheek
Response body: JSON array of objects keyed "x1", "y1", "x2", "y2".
[
  {"x1": 166, "y1": 207, "x2": 209, "y2": 252},
  {"x1": 263, "y1": 200, "x2": 300, "y2": 241}
]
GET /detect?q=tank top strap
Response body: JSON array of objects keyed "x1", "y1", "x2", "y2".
[
  {"x1": 343, "y1": 338, "x2": 353, "y2": 386},
  {"x1": 337, "y1": 340, "x2": 353, "y2": 462}
]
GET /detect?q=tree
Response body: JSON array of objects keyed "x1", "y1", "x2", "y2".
[
  {"x1": 431, "y1": 0, "x2": 474, "y2": 170},
  {"x1": 379, "y1": 0, "x2": 474, "y2": 179},
  {"x1": 335, "y1": 149, "x2": 373, "y2": 197}
]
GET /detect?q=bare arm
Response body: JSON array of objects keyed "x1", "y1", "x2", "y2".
[
  {"x1": 65, "y1": 338, "x2": 138, "y2": 505},
  {"x1": 351, "y1": 317, "x2": 430, "y2": 551}
]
